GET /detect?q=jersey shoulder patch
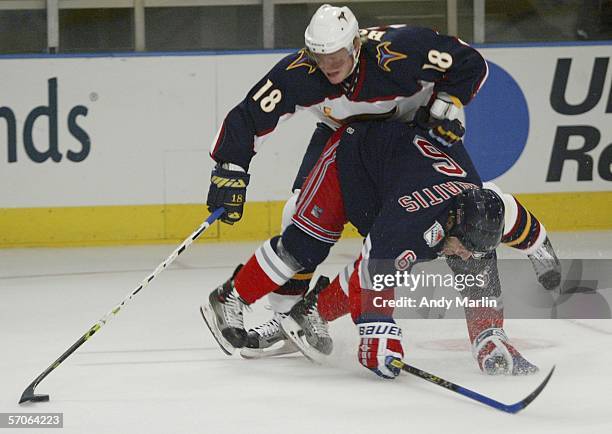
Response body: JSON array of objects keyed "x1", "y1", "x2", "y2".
[
  {"x1": 285, "y1": 48, "x2": 318, "y2": 75},
  {"x1": 423, "y1": 220, "x2": 445, "y2": 247},
  {"x1": 361, "y1": 26, "x2": 418, "y2": 73},
  {"x1": 266, "y1": 51, "x2": 330, "y2": 105},
  {"x1": 375, "y1": 40, "x2": 408, "y2": 72}
]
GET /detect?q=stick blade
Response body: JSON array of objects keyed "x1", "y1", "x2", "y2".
[
  {"x1": 19, "y1": 385, "x2": 50, "y2": 404},
  {"x1": 505, "y1": 365, "x2": 555, "y2": 414}
]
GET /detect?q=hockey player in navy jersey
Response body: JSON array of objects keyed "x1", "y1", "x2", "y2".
[
  {"x1": 204, "y1": 4, "x2": 560, "y2": 357},
  {"x1": 201, "y1": 120, "x2": 539, "y2": 377}
]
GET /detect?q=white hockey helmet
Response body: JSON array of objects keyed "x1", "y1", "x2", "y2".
[{"x1": 304, "y1": 4, "x2": 359, "y2": 55}]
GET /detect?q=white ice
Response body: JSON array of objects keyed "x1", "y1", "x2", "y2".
[{"x1": 1, "y1": 232, "x2": 612, "y2": 434}]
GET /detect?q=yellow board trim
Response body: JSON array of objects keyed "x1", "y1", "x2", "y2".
[
  {"x1": 513, "y1": 191, "x2": 612, "y2": 232},
  {"x1": 1, "y1": 191, "x2": 610, "y2": 248}
]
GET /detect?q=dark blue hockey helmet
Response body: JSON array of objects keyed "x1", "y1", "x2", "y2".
[{"x1": 449, "y1": 188, "x2": 505, "y2": 256}]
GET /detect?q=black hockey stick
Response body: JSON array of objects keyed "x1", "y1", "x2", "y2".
[
  {"x1": 391, "y1": 360, "x2": 554, "y2": 414},
  {"x1": 19, "y1": 208, "x2": 225, "y2": 404}
]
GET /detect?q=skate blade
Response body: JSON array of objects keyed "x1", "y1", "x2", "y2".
[
  {"x1": 279, "y1": 316, "x2": 327, "y2": 364},
  {"x1": 199, "y1": 304, "x2": 235, "y2": 356},
  {"x1": 240, "y1": 340, "x2": 299, "y2": 359}
]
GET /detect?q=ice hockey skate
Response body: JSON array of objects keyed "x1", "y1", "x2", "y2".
[
  {"x1": 200, "y1": 266, "x2": 249, "y2": 355},
  {"x1": 473, "y1": 328, "x2": 539, "y2": 376},
  {"x1": 528, "y1": 237, "x2": 561, "y2": 290},
  {"x1": 240, "y1": 312, "x2": 300, "y2": 359},
  {"x1": 280, "y1": 276, "x2": 333, "y2": 362}
]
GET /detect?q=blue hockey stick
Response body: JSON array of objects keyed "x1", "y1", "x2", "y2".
[
  {"x1": 19, "y1": 208, "x2": 225, "y2": 404},
  {"x1": 391, "y1": 359, "x2": 554, "y2": 413}
]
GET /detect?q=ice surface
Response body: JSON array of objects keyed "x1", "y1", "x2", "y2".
[{"x1": 1, "y1": 232, "x2": 612, "y2": 434}]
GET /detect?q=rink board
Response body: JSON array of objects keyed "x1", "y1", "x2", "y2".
[
  {"x1": 1, "y1": 191, "x2": 610, "y2": 247},
  {"x1": 1, "y1": 42, "x2": 611, "y2": 247}
]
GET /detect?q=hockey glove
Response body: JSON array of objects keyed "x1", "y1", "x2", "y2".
[
  {"x1": 429, "y1": 93, "x2": 464, "y2": 147},
  {"x1": 357, "y1": 321, "x2": 404, "y2": 379},
  {"x1": 428, "y1": 118, "x2": 465, "y2": 148},
  {"x1": 206, "y1": 163, "x2": 250, "y2": 225},
  {"x1": 414, "y1": 94, "x2": 465, "y2": 148},
  {"x1": 472, "y1": 328, "x2": 539, "y2": 376}
]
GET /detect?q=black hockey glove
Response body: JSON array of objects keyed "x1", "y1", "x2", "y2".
[
  {"x1": 414, "y1": 104, "x2": 465, "y2": 148},
  {"x1": 429, "y1": 118, "x2": 465, "y2": 148},
  {"x1": 206, "y1": 163, "x2": 250, "y2": 225}
]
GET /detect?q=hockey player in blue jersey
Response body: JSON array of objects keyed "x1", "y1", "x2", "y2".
[
  {"x1": 204, "y1": 4, "x2": 560, "y2": 357},
  {"x1": 201, "y1": 120, "x2": 539, "y2": 377}
]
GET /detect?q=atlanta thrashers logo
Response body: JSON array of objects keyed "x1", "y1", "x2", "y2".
[
  {"x1": 286, "y1": 48, "x2": 317, "y2": 74},
  {"x1": 375, "y1": 41, "x2": 407, "y2": 72}
]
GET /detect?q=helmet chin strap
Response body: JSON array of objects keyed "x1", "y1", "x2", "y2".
[
  {"x1": 336, "y1": 43, "x2": 360, "y2": 84},
  {"x1": 347, "y1": 43, "x2": 361, "y2": 76}
]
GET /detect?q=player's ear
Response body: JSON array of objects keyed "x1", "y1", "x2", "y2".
[{"x1": 445, "y1": 209, "x2": 456, "y2": 232}]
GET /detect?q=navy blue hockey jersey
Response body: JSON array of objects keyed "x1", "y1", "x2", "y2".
[
  {"x1": 210, "y1": 25, "x2": 488, "y2": 170},
  {"x1": 335, "y1": 121, "x2": 483, "y2": 264}
]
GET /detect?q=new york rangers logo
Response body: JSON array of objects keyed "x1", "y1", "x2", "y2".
[
  {"x1": 423, "y1": 220, "x2": 445, "y2": 247},
  {"x1": 311, "y1": 205, "x2": 324, "y2": 219}
]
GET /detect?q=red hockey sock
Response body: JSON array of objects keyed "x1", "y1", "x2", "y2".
[
  {"x1": 348, "y1": 265, "x2": 395, "y2": 322},
  {"x1": 233, "y1": 255, "x2": 279, "y2": 304},
  {"x1": 233, "y1": 238, "x2": 299, "y2": 304},
  {"x1": 317, "y1": 276, "x2": 349, "y2": 321},
  {"x1": 464, "y1": 306, "x2": 504, "y2": 343}
]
